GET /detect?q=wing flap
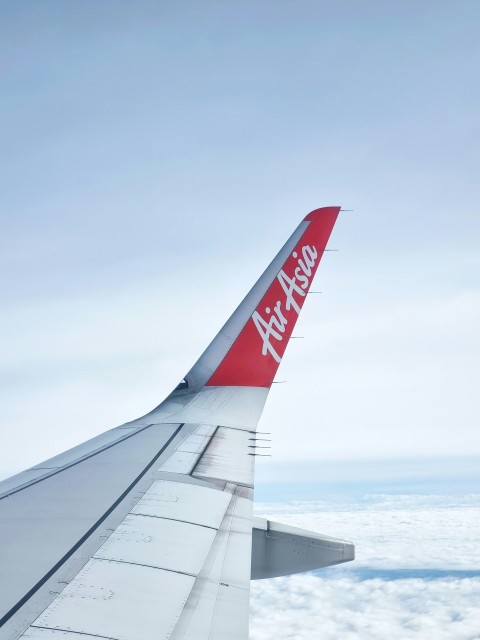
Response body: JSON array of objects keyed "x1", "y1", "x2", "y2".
[
  {"x1": 131, "y1": 480, "x2": 231, "y2": 529},
  {"x1": 169, "y1": 486, "x2": 252, "y2": 640},
  {"x1": 32, "y1": 560, "x2": 194, "y2": 640},
  {"x1": 93, "y1": 516, "x2": 217, "y2": 575},
  {"x1": 17, "y1": 481, "x2": 250, "y2": 640}
]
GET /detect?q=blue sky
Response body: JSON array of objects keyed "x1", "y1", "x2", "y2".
[{"x1": 1, "y1": 1, "x2": 479, "y2": 474}]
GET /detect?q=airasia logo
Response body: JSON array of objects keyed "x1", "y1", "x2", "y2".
[{"x1": 252, "y1": 245, "x2": 318, "y2": 363}]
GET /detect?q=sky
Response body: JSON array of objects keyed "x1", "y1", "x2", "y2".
[{"x1": 1, "y1": 0, "x2": 480, "y2": 475}]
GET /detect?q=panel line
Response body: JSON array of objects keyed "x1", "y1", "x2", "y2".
[
  {"x1": 129, "y1": 512, "x2": 218, "y2": 530},
  {"x1": 31, "y1": 625, "x2": 118, "y2": 640},
  {"x1": 91, "y1": 556, "x2": 197, "y2": 578}
]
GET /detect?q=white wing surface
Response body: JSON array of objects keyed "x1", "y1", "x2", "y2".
[{"x1": 0, "y1": 207, "x2": 352, "y2": 640}]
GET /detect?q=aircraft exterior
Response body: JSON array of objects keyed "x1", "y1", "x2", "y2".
[{"x1": 0, "y1": 206, "x2": 354, "y2": 640}]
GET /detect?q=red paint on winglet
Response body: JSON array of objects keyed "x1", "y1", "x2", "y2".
[
  {"x1": 304, "y1": 206, "x2": 339, "y2": 221},
  {"x1": 206, "y1": 206, "x2": 340, "y2": 387}
]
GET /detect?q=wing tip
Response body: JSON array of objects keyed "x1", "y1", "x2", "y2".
[{"x1": 304, "y1": 205, "x2": 341, "y2": 222}]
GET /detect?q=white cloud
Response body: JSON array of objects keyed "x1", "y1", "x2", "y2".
[
  {"x1": 250, "y1": 494, "x2": 480, "y2": 639},
  {"x1": 250, "y1": 575, "x2": 480, "y2": 640}
]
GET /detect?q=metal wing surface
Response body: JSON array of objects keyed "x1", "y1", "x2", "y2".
[{"x1": 0, "y1": 207, "x2": 344, "y2": 640}]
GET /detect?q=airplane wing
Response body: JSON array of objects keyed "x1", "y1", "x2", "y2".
[{"x1": 0, "y1": 206, "x2": 354, "y2": 640}]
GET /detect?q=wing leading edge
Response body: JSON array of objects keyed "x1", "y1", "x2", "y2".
[{"x1": 0, "y1": 207, "x2": 353, "y2": 640}]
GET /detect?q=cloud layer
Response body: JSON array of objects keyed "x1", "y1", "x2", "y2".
[
  {"x1": 250, "y1": 494, "x2": 480, "y2": 639},
  {"x1": 251, "y1": 574, "x2": 480, "y2": 640}
]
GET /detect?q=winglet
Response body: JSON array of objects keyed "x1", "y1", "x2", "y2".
[{"x1": 182, "y1": 207, "x2": 340, "y2": 390}]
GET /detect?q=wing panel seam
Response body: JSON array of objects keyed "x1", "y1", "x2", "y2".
[
  {"x1": 31, "y1": 625, "x2": 118, "y2": 640},
  {"x1": 90, "y1": 557, "x2": 197, "y2": 578},
  {"x1": 130, "y1": 513, "x2": 218, "y2": 530}
]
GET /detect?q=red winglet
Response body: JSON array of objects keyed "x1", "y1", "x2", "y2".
[{"x1": 206, "y1": 206, "x2": 340, "y2": 387}]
